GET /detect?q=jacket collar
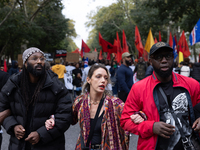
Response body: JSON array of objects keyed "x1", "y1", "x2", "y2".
[{"x1": 152, "y1": 71, "x2": 179, "y2": 86}]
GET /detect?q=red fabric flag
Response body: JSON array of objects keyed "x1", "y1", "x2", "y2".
[
  {"x1": 154, "y1": 37, "x2": 158, "y2": 44},
  {"x1": 99, "y1": 49, "x2": 103, "y2": 60},
  {"x1": 94, "y1": 48, "x2": 97, "y2": 52},
  {"x1": 178, "y1": 31, "x2": 191, "y2": 57},
  {"x1": 135, "y1": 26, "x2": 144, "y2": 55},
  {"x1": 159, "y1": 31, "x2": 162, "y2": 41},
  {"x1": 106, "y1": 53, "x2": 111, "y2": 60},
  {"x1": 72, "y1": 48, "x2": 80, "y2": 53},
  {"x1": 122, "y1": 30, "x2": 129, "y2": 52},
  {"x1": 169, "y1": 32, "x2": 173, "y2": 47},
  {"x1": 116, "y1": 32, "x2": 123, "y2": 63},
  {"x1": 143, "y1": 49, "x2": 148, "y2": 62},
  {"x1": 3, "y1": 59, "x2": 7, "y2": 72},
  {"x1": 99, "y1": 32, "x2": 117, "y2": 53},
  {"x1": 81, "y1": 40, "x2": 90, "y2": 58}
]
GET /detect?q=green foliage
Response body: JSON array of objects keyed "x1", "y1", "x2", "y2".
[{"x1": 0, "y1": 0, "x2": 77, "y2": 60}]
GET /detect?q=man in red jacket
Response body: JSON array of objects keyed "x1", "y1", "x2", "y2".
[{"x1": 120, "y1": 42, "x2": 200, "y2": 150}]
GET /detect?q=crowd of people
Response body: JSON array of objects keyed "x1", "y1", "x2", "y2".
[{"x1": 0, "y1": 42, "x2": 200, "y2": 150}]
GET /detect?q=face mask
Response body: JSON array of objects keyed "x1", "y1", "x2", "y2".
[{"x1": 113, "y1": 64, "x2": 117, "y2": 68}]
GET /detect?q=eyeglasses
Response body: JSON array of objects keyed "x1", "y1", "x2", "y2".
[
  {"x1": 29, "y1": 57, "x2": 46, "y2": 62},
  {"x1": 151, "y1": 53, "x2": 174, "y2": 61}
]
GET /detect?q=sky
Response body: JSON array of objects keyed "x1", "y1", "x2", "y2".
[{"x1": 62, "y1": 0, "x2": 116, "y2": 49}]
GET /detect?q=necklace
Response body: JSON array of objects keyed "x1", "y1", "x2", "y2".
[{"x1": 91, "y1": 100, "x2": 100, "y2": 105}]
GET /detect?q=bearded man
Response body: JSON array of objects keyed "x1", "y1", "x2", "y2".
[
  {"x1": 116, "y1": 52, "x2": 133, "y2": 102},
  {"x1": 0, "y1": 47, "x2": 72, "y2": 150},
  {"x1": 121, "y1": 42, "x2": 200, "y2": 150}
]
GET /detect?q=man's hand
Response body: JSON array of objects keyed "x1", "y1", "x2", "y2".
[
  {"x1": 153, "y1": 122, "x2": 175, "y2": 138},
  {"x1": 192, "y1": 117, "x2": 200, "y2": 132},
  {"x1": 25, "y1": 131, "x2": 40, "y2": 145},
  {"x1": 130, "y1": 114, "x2": 144, "y2": 124},
  {"x1": 14, "y1": 125, "x2": 25, "y2": 140}
]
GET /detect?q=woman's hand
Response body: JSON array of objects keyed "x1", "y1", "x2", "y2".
[
  {"x1": 130, "y1": 114, "x2": 144, "y2": 124},
  {"x1": 45, "y1": 118, "x2": 55, "y2": 130}
]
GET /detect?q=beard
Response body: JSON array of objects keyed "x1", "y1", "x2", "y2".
[
  {"x1": 152, "y1": 63, "x2": 173, "y2": 78},
  {"x1": 125, "y1": 60, "x2": 132, "y2": 66},
  {"x1": 27, "y1": 62, "x2": 45, "y2": 77}
]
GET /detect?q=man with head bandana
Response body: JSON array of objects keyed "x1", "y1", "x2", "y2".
[
  {"x1": 121, "y1": 42, "x2": 200, "y2": 150},
  {"x1": 0, "y1": 47, "x2": 72, "y2": 150},
  {"x1": 116, "y1": 52, "x2": 133, "y2": 102}
]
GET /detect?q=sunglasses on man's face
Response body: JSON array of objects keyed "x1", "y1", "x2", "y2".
[{"x1": 151, "y1": 52, "x2": 174, "y2": 61}]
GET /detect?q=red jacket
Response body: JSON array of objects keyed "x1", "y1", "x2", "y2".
[{"x1": 120, "y1": 72, "x2": 200, "y2": 150}]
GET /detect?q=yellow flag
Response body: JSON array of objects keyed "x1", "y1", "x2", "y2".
[
  {"x1": 145, "y1": 29, "x2": 155, "y2": 53},
  {"x1": 179, "y1": 51, "x2": 184, "y2": 63}
]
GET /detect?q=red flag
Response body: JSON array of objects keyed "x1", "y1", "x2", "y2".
[
  {"x1": 72, "y1": 48, "x2": 80, "y2": 54},
  {"x1": 154, "y1": 37, "x2": 158, "y2": 44},
  {"x1": 116, "y1": 32, "x2": 123, "y2": 63},
  {"x1": 94, "y1": 48, "x2": 97, "y2": 52},
  {"x1": 143, "y1": 49, "x2": 148, "y2": 62},
  {"x1": 99, "y1": 49, "x2": 103, "y2": 60},
  {"x1": 81, "y1": 40, "x2": 90, "y2": 58},
  {"x1": 123, "y1": 30, "x2": 129, "y2": 52},
  {"x1": 99, "y1": 32, "x2": 117, "y2": 53},
  {"x1": 178, "y1": 31, "x2": 190, "y2": 57},
  {"x1": 3, "y1": 59, "x2": 7, "y2": 72},
  {"x1": 106, "y1": 53, "x2": 111, "y2": 60},
  {"x1": 169, "y1": 32, "x2": 173, "y2": 47},
  {"x1": 159, "y1": 31, "x2": 162, "y2": 41},
  {"x1": 135, "y1": 26, "x2": 144, "y2": 55}
]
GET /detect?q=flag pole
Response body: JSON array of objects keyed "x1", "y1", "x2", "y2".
[{"x1": 193, "y1": 44, "x2": 197, "y2": 62}]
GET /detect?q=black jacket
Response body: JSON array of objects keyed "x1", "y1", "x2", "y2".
[
  {"x1": 0, "y1": 70, "x2": 72, "y2": 150},
  {"x1": 190, "y1": 62, "x2": 200, "y2": 82}
]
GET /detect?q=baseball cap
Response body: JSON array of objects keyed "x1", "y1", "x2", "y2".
[
  {"x1": 149, "y1": 42, "x2": 173, "y2": 56},
  {"x1": 122, "y1": 52, "x2": 132, "y2": 59}
]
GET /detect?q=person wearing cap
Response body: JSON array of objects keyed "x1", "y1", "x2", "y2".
[
  {"x1": 120, "y1": 42, "x2": 200, "y2": 150},
  {"x1": 0, "y1": 47, "x2": 72, "y2": 150},
  {"x1": 116, "y1": 52, "x2": 133, "y2": 102}
]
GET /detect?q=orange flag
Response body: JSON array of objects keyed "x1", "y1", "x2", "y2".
[
  {"x1": 169, "y1": 32, "x2": 173, "y2": 47},
  {"x1": 99, "y1": 50, "x2": 103, "y2": 60},
  {"x1": 154, "y1": 37, "x2": 158, "y2": 44},
  {"x1": 135, "y1": 26, "x2": 144, "y2": 55},
  {"x1": 122, "y1": 30, "x2": 129, "y2": 52},
  {"x1": 94, "y1": 48, "x2": 97, "y2": 52},
  {"x1": 178, "y1": 31, "x2": 190, "y2": 57},
  {"x1": 71, "y1": 48, "x2": 80, "y2": 53}
]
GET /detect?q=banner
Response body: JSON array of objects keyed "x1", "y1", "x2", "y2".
[
  {"x1": 66, "y1": 53, "x2": 79, "y2": 63},
  {"x1": 44, "y1": 53, "x2": 54, "y2": 62},
  {"x1": 55, "y1": 50, "x2": 67, "y2": 58}
]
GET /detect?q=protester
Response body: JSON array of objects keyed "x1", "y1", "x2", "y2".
[
  {"x1": 46, "y1": 64, "x2": 130, "y2": 150},
  {"x1": 145, "y1": 64, "x2": 153, "y2": 77},
  {"x1": 134, "y1": 57, "x2": 147, "y2": 81},
  {"x1": 64, "y1": 62, "x2": 75, "y2": 94},
  {"x1": 8, "y1": 60, "x2": 19, "y2": 75},
  {"x1": 190, "y1": 62, "x2": 200, "y2": 82},
  {"x1": 51, "y1": 58, "x2": 67, "y2": 84},
  {"x1": 179, "y1": 61, "x2": 190, "y2": 77},
  {"x1": 109, "y1": 60, "x2": 118, "y2": 96},
  {"x1": 120, "y1": 42, "x2": 200, "y2": 150},
  {"x1": 0, "y1": 47, "x2": 72, "y2": 150},
  {"x1": 117, "y1": 52, "x2": 133, "y2": 102},
  {"x1": 72, "y1": 63, "x2": 82, "y2": 97},
  {"x1": 82, "y1": 59, "x2": 93, "y2": 83},
  {"x1": 0, "y1": 70, "x2": 10, "y2": 149}
]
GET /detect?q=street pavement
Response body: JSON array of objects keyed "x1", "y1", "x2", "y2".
[{"x1": 1, "y1": 123, "x2": 138, "y2": 150}]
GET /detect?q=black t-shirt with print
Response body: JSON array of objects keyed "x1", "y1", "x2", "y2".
[{"x1": 156, "y1": 80, "x2": 192, "y2": 150}]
